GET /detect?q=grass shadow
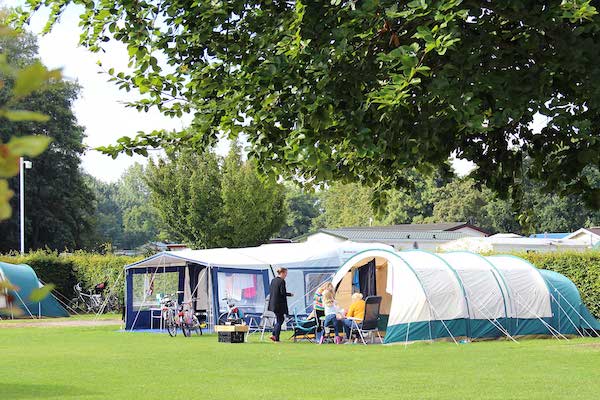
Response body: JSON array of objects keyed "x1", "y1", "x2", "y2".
[{"x1": 0, "y1": 383, "x2": 94, "y2": 399}]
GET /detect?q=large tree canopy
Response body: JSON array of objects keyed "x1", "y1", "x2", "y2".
[
  {"x1": 0, "y1": 29, "x2": 94, "y2": 251},
  {"x1": 18, "y1": 1, "x2": 600, "y2": 207}
]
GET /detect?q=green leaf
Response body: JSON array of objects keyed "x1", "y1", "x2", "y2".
[
  {"x1": 2, "y1": 110, "x2": 50, "y2": 122},
  {"x1": 29, "y1": 284, "x2": 56, "y2": 302},
  {"x1": 12, "y1": 62, "x2": 60, "y2": 100},
  {"x1": 6, "y1": 136, "x2": 52, "y2": 157},
  {"x1": 0, "y1": 179, "x2": 14, "y2": 220}
]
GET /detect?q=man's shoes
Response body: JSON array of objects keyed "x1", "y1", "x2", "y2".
[{"x1": 269, "y1": 335, "x2": 279, "y2": 342}]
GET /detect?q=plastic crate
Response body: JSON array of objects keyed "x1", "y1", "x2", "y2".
[{"x1": 218, "y1": 331, "x2": 245, "y2": 343}]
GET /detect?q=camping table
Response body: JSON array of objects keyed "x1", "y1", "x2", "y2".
[{"x1": 215, "y1": 324, "x2": 249, "y2": 343}]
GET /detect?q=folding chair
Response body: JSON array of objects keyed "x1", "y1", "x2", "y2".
[
  {"x1": 348, "y1": 296, "x2": 383, "y2": 345},
  {"x1": 258, "y1": 310, "x2": 277, "y2": 341},
  {"x1": 290, "y1": 314, "x2": 318, "y2": 342}
]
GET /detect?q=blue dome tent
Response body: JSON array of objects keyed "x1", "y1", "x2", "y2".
[
  {"x1": 331, "y1": 249, "x2": 600, "y2": 344},
  {"x1": 0, "y1": 262, "x2": 68, "y2": 318}
]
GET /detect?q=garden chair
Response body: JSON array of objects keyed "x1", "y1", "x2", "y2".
[{"x1": 347, "y1": 296, "x2": 383, "y2": 345}]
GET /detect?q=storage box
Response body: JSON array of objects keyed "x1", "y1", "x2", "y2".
[
  {"x1": 218, "y1": 331, "x2": 246, "y2": 343},
  {"x1": 215, "y1": 324, "x2": 248, "y2": 343}
]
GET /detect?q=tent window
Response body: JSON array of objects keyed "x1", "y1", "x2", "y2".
[
  {"x1": 132, "y1": 271, "x2": 179, "y2": 310},
  {"x1": 304, "y1": 272, "x2": 334, "y2": 309},
  {"x1": 216, "y1": 272, "x2": 265, "y2": 314}
]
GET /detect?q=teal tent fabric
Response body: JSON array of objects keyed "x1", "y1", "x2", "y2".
[
  {"x1": 539, "y1": 269, "x2": 600, "y2": 335},
  {"x1": 0, "y1": 262, "x2": 68, "y2": 318},
  {"x1": 580, "y1": 305, "x2": 600, "y2": 331},
  {"x1": 384, "y1": 268, "x2": 600, "y2": 343}
]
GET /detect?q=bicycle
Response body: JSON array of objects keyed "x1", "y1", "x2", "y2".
[
  {"x1": 180, "y1": 300, "x2": 206, "y2": 337},
  {"x1": 160, "y1": 294, "x2": 179, "y2": 337},
  {"x1": 69, "y1": 282, "x2": 107, "y2": 313},
  {"x1": 217, "y1": 295, "x2": 245, "y2": 325}
]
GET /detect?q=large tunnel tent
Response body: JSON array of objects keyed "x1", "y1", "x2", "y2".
[
  {"x1": 125, "y1": 241, "x2": 392, "y2": 330},
  {"x1": 0, "y1": 262, "x2": 69, "y2": 318},
  {"x1": 331, "y1": 250, "x2": 600, "y2": 344}
]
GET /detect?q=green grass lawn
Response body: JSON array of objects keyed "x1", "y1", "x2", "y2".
[
  {"x1": 0, "y1": 313, "x2": 121, "y2": 324},
  {"x1": 1, "y1": 324, "x2": 599, "y2": 400}
]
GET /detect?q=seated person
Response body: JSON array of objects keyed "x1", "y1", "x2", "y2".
[
  {"x1": 313, "y1": 281, "x2": 334, "y2": 320},
  {"x1": 320, "y1": 289, "x2": 344, "y2": 344},
  {"x1": 342, "y1": 293, "x2": 366, "y2": 342}
]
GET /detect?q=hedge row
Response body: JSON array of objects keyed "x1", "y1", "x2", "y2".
[
  {"x1": 519, "y1": 251, "x2": 600, "y2": 319},
  {"x1": 1, "y1": 250, "x2": 598, "y2": 318},
  {"x1": 0, "y1": 251, "x2": 142, "y2": 306}
]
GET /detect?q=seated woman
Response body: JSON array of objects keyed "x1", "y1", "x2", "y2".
[
  {"x1": 342, "y1": 293, "x2": 366, "y2": 343},
  {"x1": 320, "y1": 289, "x2": 344, "y2": 344}
]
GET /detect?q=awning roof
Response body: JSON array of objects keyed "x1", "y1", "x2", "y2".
[{"x1": 125, "y1": 241, "x2": 393, "y2": 270}]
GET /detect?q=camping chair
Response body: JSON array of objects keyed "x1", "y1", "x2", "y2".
[
  {"x1": 290, "y1": 313, "x2": 318, "y2": 342},
  {"x1": 254, "y1": 297, "x2": 277, "y2": 341},
  {"x1": 348, "y1": 296, "x2": 383, "y2": 345},
  {"x1": 253, "y1": 310, "x2": 277, "y2": 340}
]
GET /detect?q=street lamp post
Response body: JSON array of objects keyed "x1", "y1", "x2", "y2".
[{"x1": 19, "y1": 157, "x2": 32, "y2": 254}]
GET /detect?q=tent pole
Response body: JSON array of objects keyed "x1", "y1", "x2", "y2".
[
  {"x1": 548, "y1": 290, "x2": 584, "y2": 337},
  {"x1": 38, "y1": 278, "x2": 80, "y2": 315},
  {"x1": 545, "y1": 282, "x2": 600, "y2": 338},
  {"x1": 287, "y1": 273, "x2": 335, "y2": 315},
  {"x1": 95, "y1": 270, "x2": 124, "y2": 320},
  {"x1": 13, "y1": 290, "x2": 34, "y2": 319},
  {"x1": 469, "y1": 299, "x2": 519, "y2": 344},
  {"x1": 425, "y1": 299, "x2": 458, "y2": 345},
  {"x1": 512, "y1": 291, "x2": 567, "y2": 340}
]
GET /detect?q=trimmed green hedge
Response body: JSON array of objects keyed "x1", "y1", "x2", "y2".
[
  {"x1": 519, "y1": 251, "x2": 600, "y2": 319},
  {"x1": 0, "y1": 251, "x2": 142, "y2": 306}
]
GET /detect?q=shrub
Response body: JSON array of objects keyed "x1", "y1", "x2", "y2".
[{"x1": 0, "y1": 250, "x2": 142, "y2": 307}]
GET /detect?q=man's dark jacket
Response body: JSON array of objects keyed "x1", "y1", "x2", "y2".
[{"x1": 268, "y1": 276, "x2": 291, "y2": 315}]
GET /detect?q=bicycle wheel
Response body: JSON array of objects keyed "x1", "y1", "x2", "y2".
[
  {"x1": 217, "y1": 312, "x2": 228, "y2": 325},
  {"x1": 68, "y1": 298, "x2": 83, "y2": 313},
  {"x1": 166, "y1": 318, "x2": 177, "y2": 337},
  {"x1": 181, "y1": 321, "x2": 191, "y2": 337},
  {"x1": 193, "y1": 316, "x2": 202, "y2": 336}
]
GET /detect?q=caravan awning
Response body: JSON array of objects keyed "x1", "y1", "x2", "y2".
[{"x1": 125, "y1": 241, "x2": 394, "y2": 271}]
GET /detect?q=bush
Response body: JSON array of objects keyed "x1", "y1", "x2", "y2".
[
  {"x1": 519, "y1": 250, "x2": 600, "y2": 319},
  {"x1": 0, "y1": 250, "x2": 142, "y2": 307}
]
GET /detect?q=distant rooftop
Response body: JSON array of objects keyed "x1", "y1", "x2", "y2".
[
  {"x1": 586, "y1": 227, "x2": 600, "y2": 236},
  {"x1": 529, "y1": 233, "x2": 571, "y2": 239},
  {"x1": 331, "y1": 222, "x2": 487, "y2": 233},
  {"x1": 320, "y1": 228, "x2": 470, "y2": 242}
]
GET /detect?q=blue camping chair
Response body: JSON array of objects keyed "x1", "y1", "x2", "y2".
[{"x1": 290, "y1": 312, "x2": 319, "y2": 342}]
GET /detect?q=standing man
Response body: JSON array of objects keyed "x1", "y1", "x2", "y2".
[{"x1": 268, "y1": 267, "x2": 293, "y2": 342}]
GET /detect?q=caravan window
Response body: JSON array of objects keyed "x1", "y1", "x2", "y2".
[
  {"x1": 216, "y1": 272, "x2": 265, "y2": 314},
  {"x1": 132, "y1": 270, "x2": 179, "y2": 310},
  {"x1": 304, "y1": 272, "x2": 334, "y2": 310}
]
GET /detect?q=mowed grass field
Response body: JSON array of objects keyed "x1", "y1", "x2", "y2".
[{"x1": 1, "y1": 323, "x2": 600, "y2": 400}]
